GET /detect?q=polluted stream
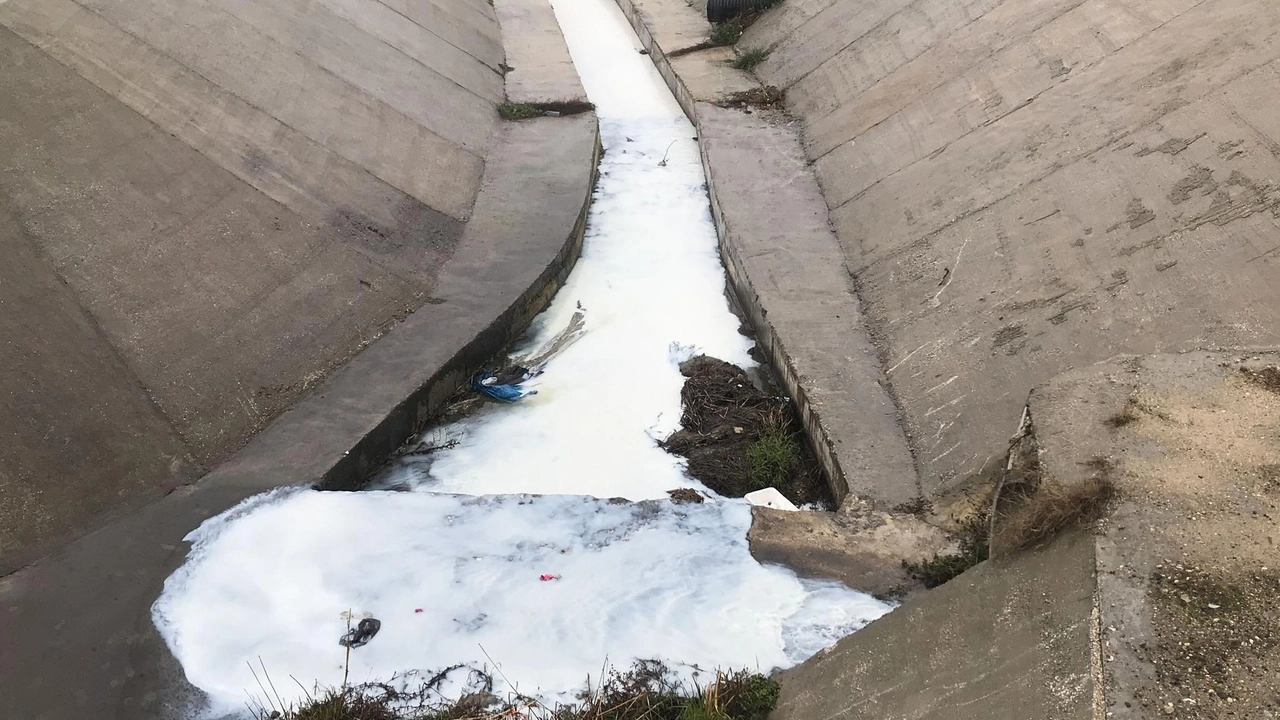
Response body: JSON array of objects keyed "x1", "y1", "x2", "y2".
[{"x1": 152, "y1": 0, "x2": 891, "y2": 715}]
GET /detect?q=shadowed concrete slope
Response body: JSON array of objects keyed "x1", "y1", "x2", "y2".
[
  {"x1": 774, "y1": 350, "x2": 1280, "y2": 719},
  {"x1": 0, "y1": 0, "x2": 509, "y2": 570},
  {"x1": 774, "y1": 531, "x2": 1100, "y2": 720},
  {"x1": 0, "y1": 110, "x2": 600, "y2": 720},
  {"x1": 741, "y1": 0, "x2": 1280, "y2": 493}
]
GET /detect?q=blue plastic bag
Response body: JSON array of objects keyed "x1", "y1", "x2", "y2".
[{"x1": 472, "y1": 368, "x2": 539, "y2": 402}]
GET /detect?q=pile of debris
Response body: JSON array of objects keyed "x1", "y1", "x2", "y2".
[{"x1": 661, "y1": 356, "x2": 829, "y2": 508}]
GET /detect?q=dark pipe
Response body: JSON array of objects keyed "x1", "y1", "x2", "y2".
[{"x1": 706, "y1": 0, "x2": 774, "y2": 23}]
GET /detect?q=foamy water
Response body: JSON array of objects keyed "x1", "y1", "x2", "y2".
[{"x1": 152, "y1": 0, "x2": 891, "y2": 715}]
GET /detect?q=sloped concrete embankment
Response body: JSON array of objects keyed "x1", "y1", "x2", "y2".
[
  {"x1": 609, "y1": 0, "x2": 950, "y2": 597},
  {"x1": 740, "y1": 0, "x2": 1280, "y2": 494},
  {"x1": 609, "y1": 0, "x2": 920, "y2": 511},
  {"x1": 772, "y1": 350, "x2": 1280, "y2": 719},
  {"x1": 0, "y1": 1, "x2": 600, "y2": 716},
  {"x1": 0, "y1": 0, "x2": 574, "y2": 572}
]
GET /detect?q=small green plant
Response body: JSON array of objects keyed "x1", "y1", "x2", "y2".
[
  {"x1": 747, "y1": 423, "x2": 799, "y2": 490},
  {"x1": 730, "y1": 48, "x2": 768, "y2": 71},
  {"x1": 498, "y1": 102, "x2": 541, "y2": 120},
  {"x1": 902, "y1": 513, "x2": 990, "y2": 588},
  {"x1": 709, "y1": 19, "x2": 743, "y2": 46}
]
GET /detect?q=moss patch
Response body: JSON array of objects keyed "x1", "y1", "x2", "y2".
[
  {"x1": 902, "y1": 513, "x2": 990, "y2": 588},
  {"x1": 498, "y1": 102, "x2": 542, "y2": 120}
]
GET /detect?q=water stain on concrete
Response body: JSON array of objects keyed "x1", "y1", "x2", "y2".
[
  {"x1": 1124, "y1": 197, "x2": 1156, "y2": 229},
  {"x1": 1168, "y1": 165, "x2": 1216, "y2": 205}
]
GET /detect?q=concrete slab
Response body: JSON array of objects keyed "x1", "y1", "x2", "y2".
[
  {"x1": 783, "y1": 0, "x2": 1011, "y2": 123},
  {"x1": 0, "y1": 28, "x2": 452, "y2": 469},
  {"x1": 2, "y1": 0, "x2": 492, "y2": 216},
  {"x1": 306, "y1": 0, "x2": 505, "y2": 101},
  {"x1": 0, "y1": 0, "x2": 487, "y2": 221},
  {"x1": 750, "y1": 0, "x2": 919, "y2": 90},
  {"x1": 0, "y1": 198, "x2": 202, "y2": 574},
  {"x1": 696, "y1": 103, "x2": 919, "y2": 508},
  {"x1": 738, "y1": 0, "x2": 841, "y2": 57},
  {"x1": 0, "y1": 0, "x2": 572, "y2": 573},
  {"x1": 670, "y1": 47, "x2": 758, "y2": 102},
  {"x1": 382, "y1": 0, "x2": 507, "y2": 65},
  {"x1": 0, "y1": 113, "x2": 600, "y2": 720},
  {"x1": 749, "y1": 506, "x2": 952, "y2": 596},
  {"x1": 494, "y1": 0, "x2": 589, "y2": 105},
  {"x1": 626, "y1": 0, "x2": 710, "y2": 54},
  {"x1": 1029, "y1": 351, "x2": 1280, "y2": 717},
  {"x1": 731, "y1": 0, "x2": 1280, "y2": 492},
  {"x1": 773, "y1": 530, "x2": 1100, "y2": 720},
  {"x1": 797, "y1": 0, "x2": 1092, "y2": 158},
  {"x1": 199, "y1": 0, "x2": 504, "y2": 106}
]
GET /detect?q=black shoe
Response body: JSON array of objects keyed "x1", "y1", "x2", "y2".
[{"x1": 339, "y1": 617, "x2": 381, "y2": 648}]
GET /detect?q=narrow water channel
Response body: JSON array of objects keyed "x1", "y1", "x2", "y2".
[{"x1": 151, "y1": 0, "x2": 890, "y2": 715}]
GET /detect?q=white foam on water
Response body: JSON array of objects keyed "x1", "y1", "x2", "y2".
[
  {"x1": 154, "y1": 491, "x2": 889, "y2": 716},
  {"x1": 152, "y1": 0, "x2": 894, "y2": 715},
  {"x1": 376, "y1": 0, "x2": 752, "y2": 499}
]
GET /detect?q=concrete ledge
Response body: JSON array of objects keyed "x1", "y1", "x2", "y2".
[
  {"x1": 1029, "y1": 349, "x2": 1280, "y2": 719},
  {"x1": 748, "y1": 506, "x2": 952, "y2": 597},
  {"x1": 493, "y1": 0, "x2": 589, "y2": 105},
  {"x1": 0, "y1": 114, "x2": 600, "y2": 720},
  {"x1": 206, "y1": 113, "x2": 600, "y2": 496},
  {"x1": 611, "y1": 0, "x2": 919, "y2": 509},
  {"x1": 774, "y1": 530, "x2": 1100, "y2": 720}
]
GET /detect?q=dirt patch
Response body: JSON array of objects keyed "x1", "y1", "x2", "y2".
[
  {"x1": 1086, "y1": 358, "x2": 1280, "y2": 717},
  {"x1": 715, "y1": 86, "x2": 783, "y2": 110},
  {"x1": 1257, "y1": 463, "x2": 1280, "y2": 493},
  {"x1": 1146, "y1": 564, "x2": 1280, "y2": 718},
  {"x1": 1106, "y1": 399, "x2": 1141, "y2": 428},
  {"x1": 667, "y1": 488, "x2": 705, "y2": 504},
  {"x1": 661, "y1": 356, "x2": 831, "y2": 508},
  {"x1": 1239, "y1": 364, "x2": 1280, "y2": 393}
]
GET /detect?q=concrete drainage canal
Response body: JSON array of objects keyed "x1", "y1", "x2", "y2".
[{"x1": 150, "y1": 0, "x2": 893, "y2": 715}]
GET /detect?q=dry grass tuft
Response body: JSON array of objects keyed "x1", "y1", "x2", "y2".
[
  {"x1": 257, "y1": 662, "x2": 778, "y2": 720},
  {"x1": 992, "y1": 475, "x2": 1116, "y2": 554},
  {"x1": 1105, "y1": 400, "x2": 1140, "y2": 428}
]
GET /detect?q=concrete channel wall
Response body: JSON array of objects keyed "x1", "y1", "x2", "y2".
[
  {"x1": 0, "y1": 0, "x2": 596, "y2": 573},
  {"x1": 617, "y1": 1, "x2": 1280, "y2": 717},
  {"x1": 611, "y1": 0, "x2": 921, "y2": 510},
  {"x1": 0, "y1": 0, "x2": 601, "y2": 716},
  {"x1": 742, "y1": 0, "x2": 1280, "y2": 494}
]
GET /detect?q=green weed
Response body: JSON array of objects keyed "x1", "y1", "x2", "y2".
[{"x1": 730, "y1": 48, "x2": 768, "y2": 71}]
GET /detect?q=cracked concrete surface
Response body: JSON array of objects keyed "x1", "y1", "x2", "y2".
[
  {"x1": 0, "y1": 0, "x2": 509, "y2": 571},
  {"x1": 742, "y1": 0, "x2": 1280, "y2": 494}
]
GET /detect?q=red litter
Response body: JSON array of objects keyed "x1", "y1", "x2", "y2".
[
  {"x1": 539, "y1": 574, "x2": 560, "y2": 582},
  {"x1": 414, "y1": 608, "x2": 424, "y2": 613}
]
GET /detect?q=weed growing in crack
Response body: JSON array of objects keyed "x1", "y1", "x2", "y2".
[
  {"x1": 709, "y1": 20, "x2": 743, "y2": 47},
  {"x1": 902, "y1": 514, "x2": 990, "y2": 588},
  {"x1": 730, "y1": 48, "x2": 768, "y2": 71},
  {"x1": 498, "y1": 102, "x2": 542, "y2": 120}
]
